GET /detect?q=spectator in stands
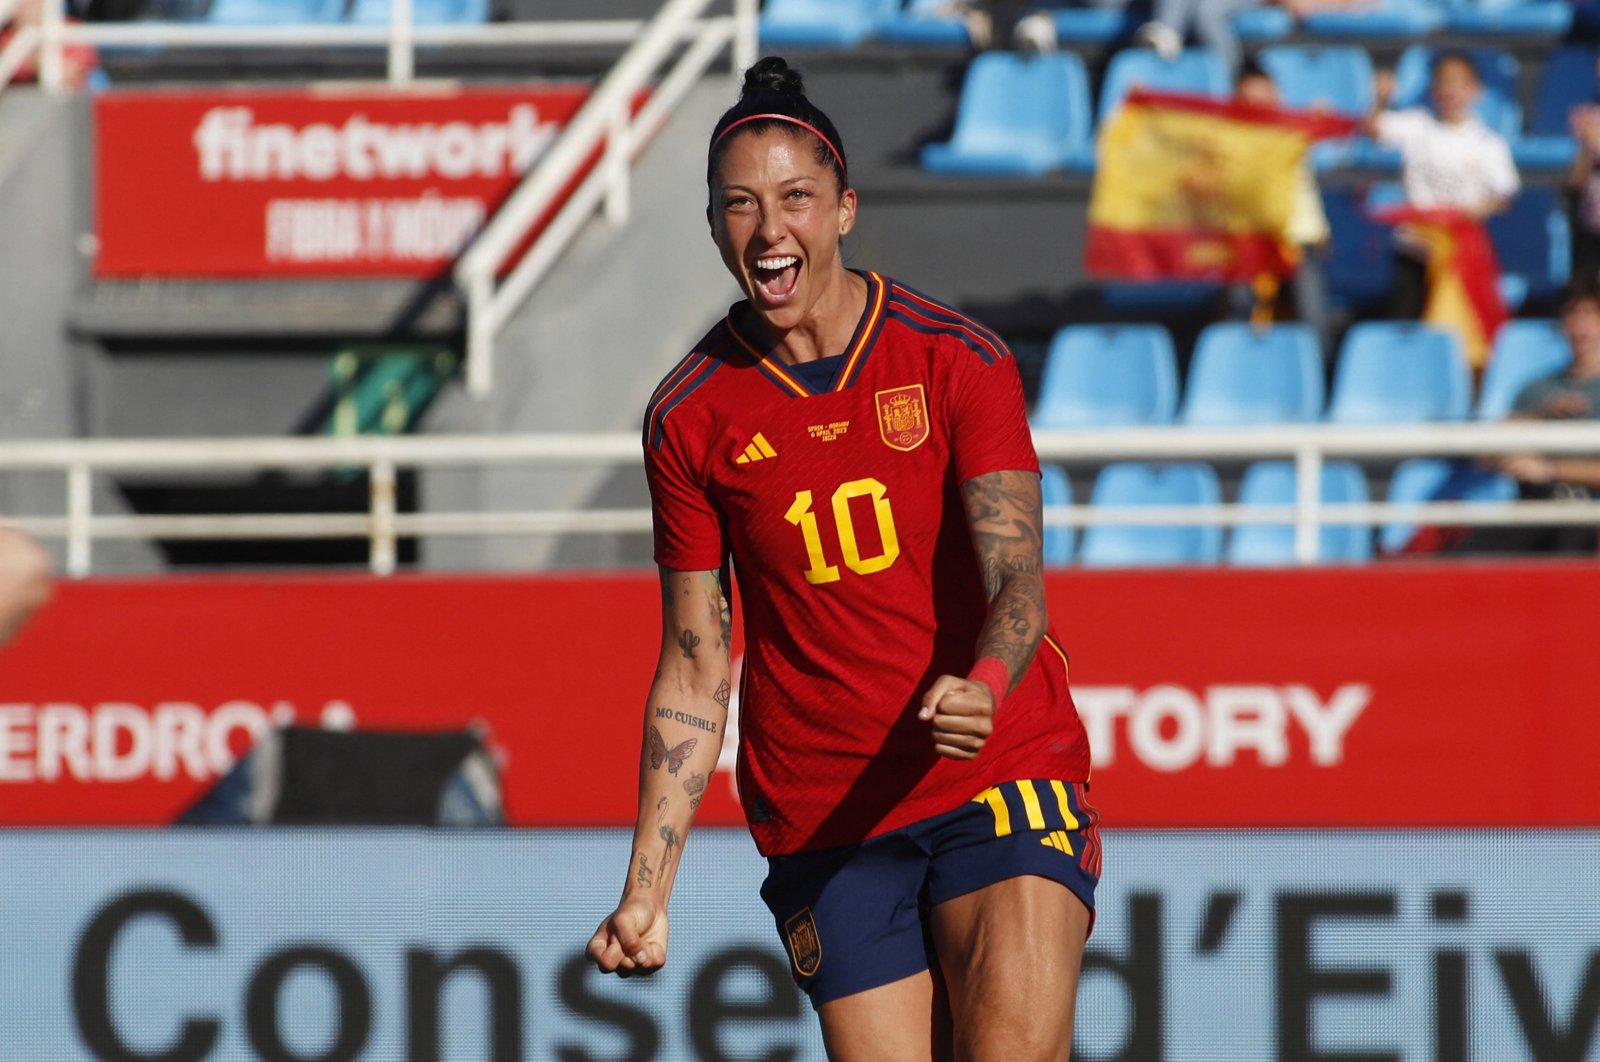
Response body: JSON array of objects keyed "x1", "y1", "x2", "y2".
[
  {"x1": 1568, "y1": 75, "x2": 1600, "y2": 294},
  {"x1": 0, "y1": 525, "x2": 51, "y2": 648},
  {"x1": 1229, "y1": 60, "x2": 1333, "y2": 361},
  {"x1": 1456, "y1": 289, "x2": 1600, "y2": 555},
  {"x1": 1368, "y1": 52, "x2": 1520, "y2": 319}
]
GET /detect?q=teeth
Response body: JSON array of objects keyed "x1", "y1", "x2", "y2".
[{"x1": 756, "y1": 256, "x2": 798, "y2": 270}]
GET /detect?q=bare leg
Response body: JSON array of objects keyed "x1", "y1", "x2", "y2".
[
  {"x1": 815, "y1": 969, "x2": 954, "y2": 1062},
  {"x1": 930, "y1": 875, "x2": 1090, "y2": 1062}
]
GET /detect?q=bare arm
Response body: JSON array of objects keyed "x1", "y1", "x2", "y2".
[
  {"x1": 919, "y1": 469, "x2": 1049, "y2": 760},
  {"x1": 1497, "y1": 454, "x2": 1600, "y2": 489},
  {"x1": 588, "y1": 565, "x2": 732, "y2": 975},
  {"x1": 0, "y1": 526, "x2": 51, "y2": 648}
]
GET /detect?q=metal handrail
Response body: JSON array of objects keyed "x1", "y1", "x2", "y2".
[
  {"x1": 3, "y1": 422, "x2": 1599, "y2": 576},
  {"x1": 453, "y1": 0, "x2": 757, "y2": 397}
]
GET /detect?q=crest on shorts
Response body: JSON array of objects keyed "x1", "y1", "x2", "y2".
[
  {"x1": 876, "y1": 385, "x2": 929, "y2": 452},
  {"x1": 785, "y1": 907, "x2": 822, "y2": 977}
]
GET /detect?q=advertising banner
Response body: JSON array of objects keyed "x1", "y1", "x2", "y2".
[
  {"x1": 0, "y1": 829, "x2": 1595, "y2": 1061},
  {"x1": 0, "y1": 565, "x2": 1596, "y2": 828},
  {"x1": 93, "y1": 86, "x2": 609, "y2": 278}
]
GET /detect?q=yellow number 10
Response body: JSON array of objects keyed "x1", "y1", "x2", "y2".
[{"x1": 782, "y1": 477, "x2": 901, "y2": 585}]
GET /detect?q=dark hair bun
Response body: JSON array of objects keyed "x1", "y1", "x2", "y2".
[{"x1": 741, "y1": 56, "x2": 805, "y2": 100}]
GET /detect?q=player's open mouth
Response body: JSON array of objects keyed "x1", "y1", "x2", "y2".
[{"x1": 752, "y1": 255, "x2": 801, "y2": 303}]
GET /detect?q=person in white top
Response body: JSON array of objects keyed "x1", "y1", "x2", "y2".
[{"x1": 1366, "y1": 52, "x2": 1520, "y2": 318}]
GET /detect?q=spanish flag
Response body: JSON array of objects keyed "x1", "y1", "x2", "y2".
[
  {"x1": 1086, "y1": 91, "x2": 1357, "y2": 282},
  {"x1": 1372, "y1": 207, "x2": 1507, "y2": 370}
]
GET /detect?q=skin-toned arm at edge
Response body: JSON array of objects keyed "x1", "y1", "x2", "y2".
[
  {"x1": 919, "y1": 469, "x2": 1049, "y2": 761},
  {"x1": 588, "y1": 566, "x2": 732, "y2": 976},
  {"x1": 0, "y1": 525, "x2": 52, "y2": 648}
]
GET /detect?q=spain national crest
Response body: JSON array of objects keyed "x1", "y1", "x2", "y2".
[
  {"x1": 784, "y1": 907, "x2": 822, "y2": 977},
  {"x1": 876, "y1": 384, "x2": 929, "y2": 452}
]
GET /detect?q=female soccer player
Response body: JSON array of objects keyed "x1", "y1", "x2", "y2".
[{"x1": 588, "y1": 57, "x2": 1099, "y2": 1061}]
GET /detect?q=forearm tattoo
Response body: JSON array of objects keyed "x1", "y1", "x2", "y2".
[
  {"x1": 962, "y1": 470, "x2": 1048, "y2": 686},
  {"x1": 683, "y1": 770, "x2": 707, "y2": 810},
  {"x1": 677, "y1": 629, "x2": 701, "y2": 659},
  {"x1": 635, "y1": 852, "x2": 653, "y2": 888},
  {"x1": 713, "y1": 679, "x2": 731, "y2": 711}
]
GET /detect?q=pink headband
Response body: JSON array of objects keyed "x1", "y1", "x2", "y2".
[{"x1": 712, "y1": 113, "x2": 846, "y2": 178}]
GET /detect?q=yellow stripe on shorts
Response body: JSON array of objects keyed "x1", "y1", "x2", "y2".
[
  {"x1": 1050, "y1": 779, "x2": 1080, "y2": 832},
  {"x1": 972, "y1": 786, "x2": 1012, "y2": 837},
  {"x1": 1015, "y1": 779, "x2": 1047, "y2": 831}
]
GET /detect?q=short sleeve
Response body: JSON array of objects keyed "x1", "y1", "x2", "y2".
[
  {"x1": 1373, "y1": 108, "x2": 1427, "y2": 149},
  {"x1": 1482, "y1": 133, "x2": 1520, "y2": 199},
  {"x1": 644, "y1": 421, "x2": 725, "y2": 572},
  {"x1": 947, "y1": 343, "x2": 1041, "y2": 485},
  {"x1": 1510, "y1": 378, "x2": 1555, "y2": 417}
]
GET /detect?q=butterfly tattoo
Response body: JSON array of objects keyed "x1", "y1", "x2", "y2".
[{"x1": 648, "y1": 725, "x2": 697, "y2": 775}]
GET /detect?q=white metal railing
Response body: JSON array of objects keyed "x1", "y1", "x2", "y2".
[
  {"x1": 3, "y1": 422, "x2": 1599, "y2": 576},
  {"x1": 453, "y1": 0, "x2": 757, "y2": 397},
  {"x1": 1, "y1": 0, "x2": 759, "y2": 93}
]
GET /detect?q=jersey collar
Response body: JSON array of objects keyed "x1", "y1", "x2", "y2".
[{"x1": 725, "y1": 270, "x2": 889, "y2": 398}]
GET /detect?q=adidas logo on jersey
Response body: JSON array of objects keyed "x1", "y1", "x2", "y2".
[
  {"x1": 1039, "y1": 829, "x2": 1074, "y2": 856},
  {"x1": 734, "y1": 433, "x2": 778, "y2": 464}
]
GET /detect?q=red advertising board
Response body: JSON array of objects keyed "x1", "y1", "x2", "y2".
[
  {"x1": 0, "y1": 564, "x2": 1595, "y2": 828},
  {"x1": 94, "y1": 86, "x2": 600, "y2": 278}
]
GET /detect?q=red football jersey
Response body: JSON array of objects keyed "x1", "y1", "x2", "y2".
[{"x1": 644, "y1": 271, "x2": 1091, "y2": 856}]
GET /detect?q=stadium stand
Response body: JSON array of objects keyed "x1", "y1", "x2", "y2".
[
  {"x1": 1080, "y1": 462, "x2": 1224, "y2": 567},
  {"x1": 758, "y1": 0, "x2": 899, "y2": 48},
  {"x1": 1049, "y1": 3, "x2": 1143, "y2": 46},
  {"x1": 1231, "y1": 4, "x2": 1294, "y2": 45},
  {"x1": 1040, "y1": 463, "x2": 1075, "y2": 566},
  {"x1": 1032, "y1": 325, "x2": 1179, "y2": 429},
  {"x1": 1476, "y1": 319, "x2": 1571, "y2": 419},
  {"x1": 347, "y1": 0, "x2": 491, "y2": 25},
  {"x1": 206, "y1": 0, "x2": 346, "y2": 24},
  {"x1": 1227, "y1": 460, "x2": 1373, "y2": 565},
  {"x1": 1379, "y1": 457, "x2": 1519, "y2": 552},
  {"x1": 1487, "y1": 186, "x2": 1570, "y2": 311},
  {"x1": 1517, "y1": 45, "x2": 1595, "y2": 170},
  {"x1": 1326, "y1": 323, "x2": 1472, "y2": 423},
  {"x1": 875, "y1": 0, "x2": 972, "y2": 46},
  {"x1": 1443, "y1": 0, "x2": 1574, "y2": 36},
  {"x1": 1178, "y1": 323, "x2": 1324, "y2": 426},
  {"x1": 1320, "y1": 187, "x2": 1398, "y2": 313},
  {"x1": 1095, "y1": 46, "x2": 1230, "y2": 127},
  {"x1": 920, "y1": 51, "x2": 1096, "y2": 176},
  {"x1": 1298, "y1": 0, "x2": 1447, "y2": 38},
  {"x1": 1256, "y1": 44, "x2": 1374, "y2": 118}
]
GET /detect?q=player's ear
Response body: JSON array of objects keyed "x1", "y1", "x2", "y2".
[{"x1": 837, "y1": 187, "x2": 857, "y2": 238}]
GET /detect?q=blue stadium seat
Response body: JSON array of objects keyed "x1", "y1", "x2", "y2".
[
  {"x1": 348, "y1": 0, "x2": 490, "y2": 23},
  {"x1": 207, "y1": 0, "x2": 345, "y2": 23},
  {"x1": 1477, "y1": 319, "x2": 1571, "y2": 419},
  {"x1": 1097, "y1": 47, "x2": 1230, "y2": 127},
  {"x1": 1257, "y1": 46, "x2": 1374, "y2": 119},
  {"x1": 759, "y1": 0, "x2": 898, "y2": 47},
  {"x1": 1227, "y1": 460, "x2": 1373, "y2": 565},
  {"x1": 1444, "y1": 0, "x2": 1574, "y2": 35},
  {"x1": 1326, "y1": 323, "x2": 1472, "y2": 423},
  {"x1": 1516, "y1": 46, "x2": 1594, "y2": 170},
  {"x1": 1392, "y1": 46, "x2": 1522, "y2": 140},
  {"x1": 1080, "y1": 463, "x2": 1224, "y2": 567},
  {"x1": 1040, "y1": 464, "x2": 1075, "y2": 566},
  {"x1": 1050, "y1": 3, "x2": 1143, "y2": 44},
  {"x1": 1380, "y1": 457, "x2": 1517, "y2": 552},
  {"x1": 1486, "y1": 187, "x2": 1570, "y2": 311},
  {"x1": 921, "y1": 52, "x2": 1096, "y2": 175},
  {"x1": 1233, "y1": 4, "x2": 1294, "y2": 43},
  {"x1": 1032, "y1": 325, "x2": 1179, "y2": 428},
  {"x1": 876, "y1": 0, "x2": 972, "y2": 45},
  {"x1": 1300, "y1": 0, "x2": 1446, "y2": 37},
  {"x1": 1321, "y1": 187, "x2": 1397, "y2": 313},
  {"x1": 1180, "y1": 324, "x2": 1325, "y2": 426}
]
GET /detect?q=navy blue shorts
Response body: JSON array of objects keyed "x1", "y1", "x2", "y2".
[{"x1": 760, "y1": 779, "x2": 1102, "y2": 1006}]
